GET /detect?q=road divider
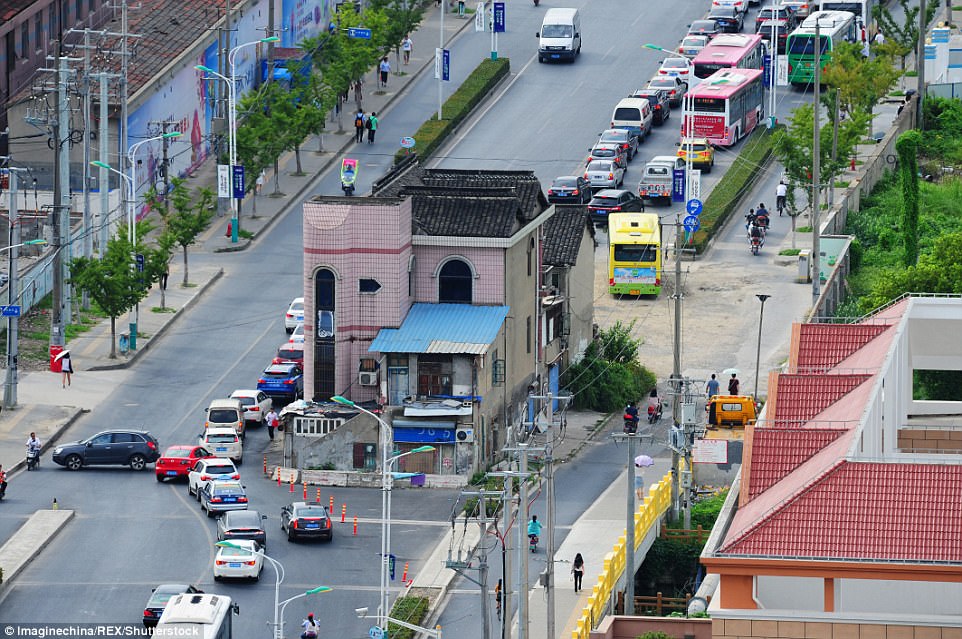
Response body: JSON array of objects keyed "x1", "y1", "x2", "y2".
[{"x1": 394, "y1": 58, "x2": 510, "y2": 163}]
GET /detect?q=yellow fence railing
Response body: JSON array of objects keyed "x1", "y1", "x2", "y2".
[{"x1": 570, "y1": 472, "x2": 673, "y2": 639}]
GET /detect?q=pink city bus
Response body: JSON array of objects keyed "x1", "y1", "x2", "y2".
[
  {"x1": 681, "y1": 68, "x2": 764, "y2": 147},
  {"x1": 691, "y1": 33, "x2": 766, "y2": 80}
]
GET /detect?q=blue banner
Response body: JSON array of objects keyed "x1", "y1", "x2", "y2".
[
  {"x1": 672, "y1": 169, "x2": 686, "y2": 203},
  {"x1": 232, "y1": 165, "x2": 245, "y2": 199},
  {"x1": 493, "y1": 2, "x2": 505, "y2": 32},
  {"x1": 442, "y1": 49, "x2": 450, "y2": 81},
  {"x1": 763, "y1": 53, "x2": 771, "y2": 87},
  {"x1": 394, "y1": 426, "x2": 455, "y2": 444}
]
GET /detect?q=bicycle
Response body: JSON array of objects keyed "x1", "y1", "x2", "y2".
[{"x1": 776, "y1": 195, "x2": 786, "y2": 217}]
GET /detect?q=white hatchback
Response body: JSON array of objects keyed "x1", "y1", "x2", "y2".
[
  {"x1": 285, "y1": 298, "x2": 304, "y2": 333},
  {"x1": 187, "y1": 458, "x2": 240, "y2": 500},
  {"x1": 213, "y1": 539, "x2": 264, "y2": 581},
  {"x1": 198, "y1": 428, "x2": 243, "y2": 464},
  {"x1": 288, "y1": 323, "x2": 305, "y2": 344},
  {"x1": 230, "y1": 390, "x2": 273, "y2": 425}
]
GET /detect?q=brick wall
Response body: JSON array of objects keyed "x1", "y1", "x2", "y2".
[
  {"x1": 712, "y1": 618, "x2": 962, "y2": 639},
  {"x1": 897, "y1": 428, "x2": 962, "y2": 454}
]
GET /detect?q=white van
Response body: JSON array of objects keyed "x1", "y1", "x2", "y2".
[
  {"x1": 536, "y1": 8, "x2": 581, "y2": 63},
  {"x1": 206, "y1": 398, "x2": 246, "y2": 440},
  {"x1": 199, "y1": 427, "x2": 243, "y2": 464},
  {"x1": 610, "y1": 98, "x2": 653, "y2": 142}
]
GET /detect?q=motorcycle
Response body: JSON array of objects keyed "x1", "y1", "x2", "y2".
[
  {"x1": 26, "y1": 446, "x2": 40, "y2": 471},
  {"x1": 340, "y1": 158, "x2": 358, "y2": 196},
  {"x1": 529, "y1": 534, "x2": 539, "y2": 553},
  {"x1": 750, "y1": 232, "x2": 763, "y2": 256},
  {"x1": 0, "y1": 479, "x2": 7, "y2": 500},
  {"x1": 647, "y1": 389, "x2": 663, "y2": 424}
]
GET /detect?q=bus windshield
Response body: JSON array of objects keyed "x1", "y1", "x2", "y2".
[
  {"x1": 692, "y1": 97, "x2": 725, "y2": 113},
  {"x1": 614, "y1": 244, "x2": 658, "y2": 263},
  {"x1": 788, "y1": 34, "x2": 830, "y2": 55}
]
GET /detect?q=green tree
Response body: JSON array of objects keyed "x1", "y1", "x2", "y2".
[
  {"x1": 70, "y1": 233, "x2": 160, "y2": 359},
  {"x1": 236, "y1": 85, "x2": 287, "y2": 197},
  {"x1": 896, "y1": 130, "x2": 921, "y2": 266},
  {"x1": 150, "y1": 177, "x2": 215, "y2": 286},
  {"x1": 367, "y1": 0, "x2": 425, "y2": 66},
  {"x1": 863, "y1": 231, "x2": 962, "y2": 309},
  {"x1": 873, "y1": 0, "x2": 939, "y2": 71},
  {"x1": 562, "y1": 322, "x2": 656, "y2": 411},
  {"x1": 821, "y1": 42, "x2": 899, "y2": 118}
]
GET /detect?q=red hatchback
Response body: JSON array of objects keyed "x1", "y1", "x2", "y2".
[
  {"x1": 272, "y1": 342, "x2": 305, "y2": 365},
  {"x1": 155, "y1": 445, "x2": 214, "y2": 482}
]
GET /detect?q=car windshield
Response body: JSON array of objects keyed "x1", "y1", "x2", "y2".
[
  {"x1": 541, "y1": 24, "x2": 573, "y2": 38},
  {"x1": 683, "y1": 143, "x2": 709, "y2": 152},
  {"x1": 290, "y1": 301, "x2": 303, "y2": 312},
  {"x1": 551, "y1": 177, "x2": 580, "y2": 188},
  {"x1": 592, "y1": 196, "x2": 621, "y2": 206},
  {"x1": 648, "y1": 79, "x2": 674, "y2": 89},
  {"x1": 592, "y1": 148, "x2": 616, "y2": 157},
  {"x1": 209, "y1": 409, "x2": 238, "y2": 423},
  {"x1": 207, "y1": 434, "x2": 237, "y2": 443},
  {"x1": 599, "y1": 132, "x2": 626, "y2": 143},
  {"x1": 214, "y1": 486, "x2": 244, "y2": 496},
  {"x1": 682, "y1": 37, "x2": 704, "y2": 47},
  {"x1": 164, "y1": 447, "x2": 192, "y2": 458},
  {"x1": 711, "y1": 7, "x2": 735, "y2": 16},
  {"x1": 662, "y1": 59, "x2": 688, "y2": 69},
  {"x1": 236, "y1": 397, "x2": 254, "y2": 407},
  {"x1": 296, "y1": 506, "x2": 328, "y2": 518},
  {"x1": 219, "y1": 546, "x2": 255, "y2": 557},
  {"x1": 148, "y1": 590, "x2": 182, "y2": 607},
  {"x1": 205, "y1": 465, "x2": 235, "y2": 475},
  {"x1": 278, "y1": 348, "x2": 301, "y2": 359},
  {"x1": 226, "y1": 512, "x2": 260, "y2": 527},
  {"x1": 587, "y1": 161, "x2": 612, "y2": 172},
  {"x1": 691, "y1": 21, "x2": 716, "y2": 31}
]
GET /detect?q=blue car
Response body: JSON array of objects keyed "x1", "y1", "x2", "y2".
[{"x1": 257, "y1": 363, "x2": 304, "y2": 402}]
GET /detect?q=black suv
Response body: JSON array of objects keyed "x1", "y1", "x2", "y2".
[
  {"x1": 707, "y1": 6, "x2": 744, "y2": 33},
  {"x1": 631, "y1": 89, "x2": 671, "y2": 126},
  {"x1": 281, "y1": 502, "x2": 334, "y2": 542},
  {"x1": 52, "y1": 429, "x2": 160, "y2": 471},
  {"x1": 587, "y1": 189, "x2": 645, "y2": 225}
]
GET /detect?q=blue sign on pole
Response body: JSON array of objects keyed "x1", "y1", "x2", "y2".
[
  {"x1": 0, "y1": 305, "x2": 21, "y2": 317},
  {"x1": 672, "y1": 169, "x2": 686, "y2": 203},
  {"x1": 231, "y1": 165, "x2": 245, "y2": 199},
  {"x1": 442, "y1": 49, "x2": 450, "y2": 81},
  {"x1": 686, "y1": 198, "x2": 703, "y2": 216},
  {"x1": 683, "y1": 215, "x2": 701, "y2": 233},
  {"x1": 347, "y1": 27, "x2": 372, "y2": 39},
  {"x1": 493, "y1": 2, "x2": 505, "y2": 32},
  {"x1": 763, "y1": 53, "x2": 771, "y2": 86}
]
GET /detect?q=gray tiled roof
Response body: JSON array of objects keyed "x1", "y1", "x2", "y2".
[
  {"x1": 411, "y1": 193, "x2": 523, "y2": 238},
  {"x1": 543, "y1": 205, "x2": 592, "y2": 266}
]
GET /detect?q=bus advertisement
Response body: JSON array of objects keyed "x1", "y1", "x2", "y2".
[
  {"x1": 608, "y1": 213, "x2": 662, "y2": 296},
  {"x1": 692, "y1": 33, "x2": 767, "y2": 80},
  {"x1": 681, "y1": 68, "x2": 764, "y2": 147},
  {"x1": 786, "y1": 10, "x2": 858, "y2": 85}
]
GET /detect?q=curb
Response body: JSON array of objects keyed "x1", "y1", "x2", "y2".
[
  {"x1": 86, "y1": 268, "x2": 225, "y2": 372},
  {"x1": 4, "y1": 407, "x2": 86, "y2": 474},
  {"x1": 0, "y1": 509, "x2": 75, "y2": 604},
  {"x1": 213, "y1": 238, "x2": 253, "y2": 253}
]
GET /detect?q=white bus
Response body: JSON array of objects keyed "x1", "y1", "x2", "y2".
[
  {"x1": 155, "y1": 593, "x2": 240, "y2": 639},
  {"x1": 818, "y1": 0, "x2": 877, "y2": 40}
]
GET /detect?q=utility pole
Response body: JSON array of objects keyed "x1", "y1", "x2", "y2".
[
  {"x1": 670, "y1": 214, "x2": 683, "y2": 522},
  {"x1": 812, "y1": 19, "x2": 822, "y2": 302},
  {"x1": 447, "y1": 489, "x2": 501, "y2": 639},
  {"x1": 4, "y1": 168, "x2": 22, "y2": 409},
  {"x1": 267, "y1": 0, "x2": 276, "y2": 85},
  {"x1": 501, "y1": 470, "x2": 512, "y2": 639},
  {"x1": 50, "y1": 54, "x2": 71, "y2": 355},
  {"x1": 518, "y1": 446, "x2": 529, "y2": 639},
  {"x1": 544, "y1": 396, "x2": 556, "y2": 639},
  {"x1": 97, "y1": 72, "x2": 111, "y2": 254},
  {"x1": 917, "y1": 0, "x2": 926, "y2": 130},
  {"x1": 829, "y1": 88, "x2": 840, "y2": 208}
]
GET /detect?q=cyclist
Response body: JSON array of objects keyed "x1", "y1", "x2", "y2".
[
  {"x1": 776, "y1": 180, "x2": 788, "y2": 216},
  {"x1": 527, "y1": 515, "x2": 543, "y2": 547}
]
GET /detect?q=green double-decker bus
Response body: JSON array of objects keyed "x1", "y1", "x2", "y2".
[{"x1": 785, "y1": 10, "x2": 858, "y2": 86}]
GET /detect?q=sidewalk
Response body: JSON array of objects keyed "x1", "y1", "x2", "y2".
[{"x1": 0, "y1": 4, "x2": 481, "y2": 474}]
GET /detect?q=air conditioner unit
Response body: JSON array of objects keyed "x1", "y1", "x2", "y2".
[
  {"x1": 455, "y1": 427, "x2": 475, "y2": 443},
  {"x1": 358, "y1": 371, "x2": 377, "y2": 386}
]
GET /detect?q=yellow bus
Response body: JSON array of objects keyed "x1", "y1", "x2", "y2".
[{"x1": 608, "y1": 213, "x2": 662, "y2": 296}]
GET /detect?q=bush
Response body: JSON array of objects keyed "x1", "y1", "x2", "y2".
[
  {"x1": 395, "y1": 58, "x2": 510, "y2": 162},
  {"x1": 689, "y1": 489, "x2": 729, "y2": 530},
  {"x1": 690, "y1": 128, "x2": 775, "y2": 254},
  {"x1": 562, "y1": 321, "x2": 656, "y2": 411},
  {"x1": 638, "y1": 633, "x2": 674, "y2": 639},
  {"x1": 388, "y1": 596, "x2": 430, "y2": 639}
]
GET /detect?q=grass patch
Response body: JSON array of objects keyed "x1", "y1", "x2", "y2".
[
  {"x1": 905, "y1": 70, "x2": 919, "y2": 77},
  {"x1": 834, "y1": 180, "x2": 850, "y2": 188},
  {"x1": 691, "y1": 127, "x2": 774, "y2": 254},
  {"x1": 779, "y1": 248, "x2": 802, "y2": 256},
  {"x1": 387, "y1": 596, "x2": 430, "y2": 639},
  {"x1": 238, "y1": 229, "x2": 254, "y2": 240},
  {"x1": 796, "y1": 225, "x2": 813, "y2": 233},
  {"x1": 395, "y1": 58, "x2": 510, "y2": 163},
  {"x1": 152, "y1": 307, "x2": 177, "y2": 314}
]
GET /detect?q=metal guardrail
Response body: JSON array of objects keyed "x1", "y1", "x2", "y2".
[{"x1": 570, "y1": 472, "x2": 672, "y2": 639}]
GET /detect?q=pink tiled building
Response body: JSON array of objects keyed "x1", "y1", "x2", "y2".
[{"x1": 299, "y1": 162, "x2": 594, "y2": 474}]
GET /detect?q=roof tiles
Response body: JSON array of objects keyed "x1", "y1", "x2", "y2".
[
  {"x1": 543, "y1": 205, "x2": 591, "y2": 266},
  {"x1": 744, "y1": 428, "x2": 847, "y2": 499},
  {"x1": 791, "y1": 323, "x2": 889, "y2": 371},
  {"x1": 769, "y1": 373, "x2": 872, "y2": 424},
  {"x1": 723, "y1": 462, "x2": 962, "y2": 562}
]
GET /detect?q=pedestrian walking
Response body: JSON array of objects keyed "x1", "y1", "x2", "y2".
[
  {"x1": 354, "y1": 109, "x2": 365, "y2": 143},
  {"x1": 379, "y1": 56, "x2": 391, "y2": 87},
  {"x1": 634, "y1": 459, "x2": 646, "y2": 500},
  {"x1": 401, "y1": 35, "x2": 413, "y2": 64},
  {"x1": 571, "y1": 553, "x2": 585, "y2": 592},
  {"x1": 874, "y1": 30, "x2": 885, "y2": 45},
  {"x1": 458, "y1": 0, "x2": 465, "y2": 17},
  {"x1": 59, "y1": 351, "x2": 73, "y2": 388},
  {"x1": 160, "y1": 264, "x2": 169, "y2": 291},
  {"x1": 255, "y1": 170, "x2": 265, "y2": 196},
  {"x1": 366, "y1": 112, "x2": 378, "y2": 144},
  {"x1": 728, "y1": 372, "x2": 740, "y2": 395},
  {"x1": 706, "y1": 373, "x2": 720, "y2": 398},
  {"x1": 265, "y1": 408, "x2": 279, "y2": 441},
  {"x1": 353, "y1": 78, "x2": 363, "y2": 105}
]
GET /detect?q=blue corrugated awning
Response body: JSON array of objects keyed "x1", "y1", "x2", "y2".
[
  {"x1": 393, "y1": 419, "x2": 456, "y2": 444},
  {"x1": 369, "y1": 304, "x2": 509, "y2": 355}
]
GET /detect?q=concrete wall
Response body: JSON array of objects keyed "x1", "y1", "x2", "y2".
[
  {"x1": 413, "y1": 245, "x2": 505, "y2": 304},
  {"x1": 568, "y1": 221, "x2": 597, "y2": 364},
  {"x1": 590, "y1": 616, "x2": 711, "y2": 639},
  {"x1": 755, "y1": 576, "x2": 824, "y2": 611},
  {"x1": 711, "y1": 618, "x2": 962, "y2": 639},
  {"x1": 292, "y1": 411, "x2": 380, "y2": 471},
  {"x1": 898, "y1": 427, "x2": 962, "y2": 453},
  {"x1": 838, "y1": 579, "x2": 962, "y2": 617}
]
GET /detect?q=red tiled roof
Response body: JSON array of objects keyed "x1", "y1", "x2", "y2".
[
  {"x1": 745, "y1": 428, "x2": 847, "y2": 499},
  {"x1": 722, "y1": 462, "x2": 962, "y2": 562},
  {"x1": 1, "y1": 0, "x2": 35, "y2": 22},
  {"x1": 792, "y1": 324, "x2": 889, "y2": 371},
  {"x1": 769, "y1": 374, "x2": 872, "y2": 424}
]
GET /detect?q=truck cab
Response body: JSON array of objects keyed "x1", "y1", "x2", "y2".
[{"x1": 637, "y1": 156, "x2": 685, "y2": 204}]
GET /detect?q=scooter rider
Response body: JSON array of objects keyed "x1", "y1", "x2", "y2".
[
  {"x1": 755, "y1": 203, "x2": 771, "y2": 229},
  {"x1": 527, "y1": 515, "x2": 542, "y2": 545},
  {"x1": 624, "y1": 402, "x2": 640, "y2": 430},
  {"x1": 26, "y1": 432, "x2": 41, "y2": 456},
  {"x1": 0, "y1": 464, "x2": 7, "y2": 499},
  {"x1": 744, "y1": 208, "x2": 757, "y2": 232}
]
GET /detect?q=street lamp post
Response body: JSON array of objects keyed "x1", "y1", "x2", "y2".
[
  {"x1": 215, "y1": 541, "x2": 330, "y2": 639},
  {"x1": 753, "y1": 294, "x2": 771, "y2": 402},
  {"x1": 197, "y1": 36, "x2": 278, "y2": 244},
  {"x1": 3, "y1": 168, "x2": 46, "y2": 409},
  {"x1": 331, "y1": 396, "x2": 435, "y2": 636}
]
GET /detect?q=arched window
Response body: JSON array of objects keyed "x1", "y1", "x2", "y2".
[{"x1": 438, "y1": 259, "x2": 472, "y2": 304}]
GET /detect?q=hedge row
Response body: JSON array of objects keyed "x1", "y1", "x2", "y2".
[
  {"x1": 690, "y1": 127, "x2": 775, "y2": 254},
  {"x1": 394, "y1": 58, "x2": 510, "y2": 162}
]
